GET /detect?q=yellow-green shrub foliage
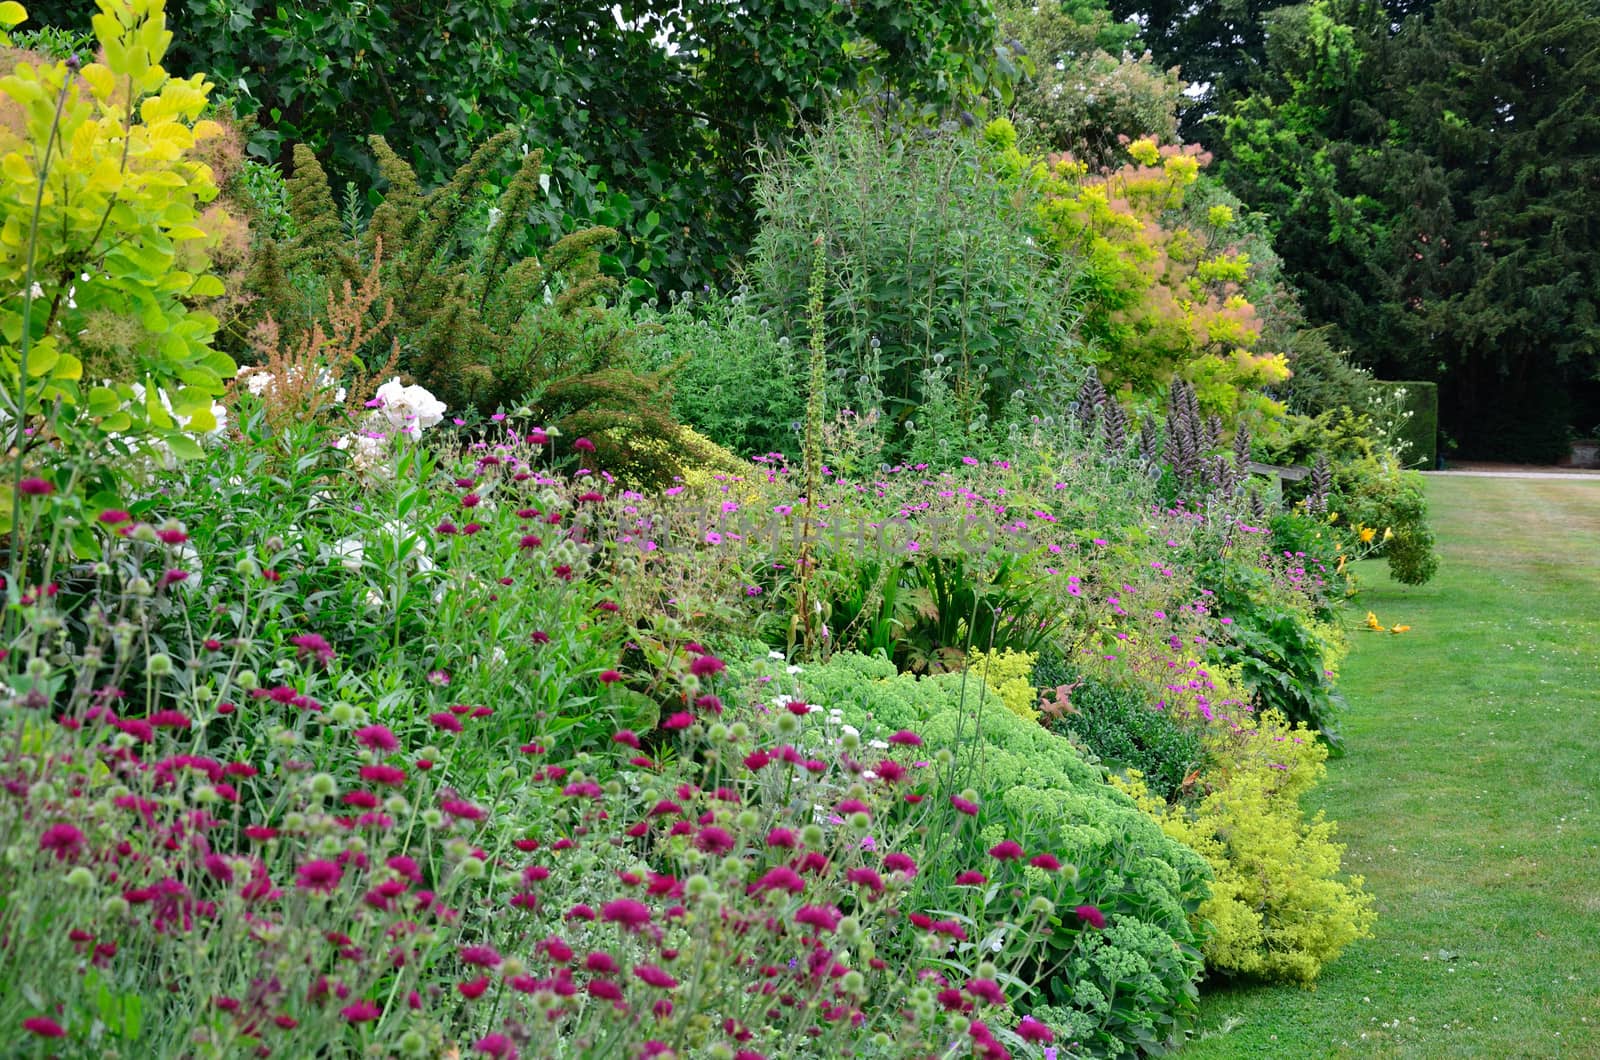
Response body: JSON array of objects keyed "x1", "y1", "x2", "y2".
[
  {"x1": 0, "y1": 0, "x2": 235, "y2": 455},
  {"x1": 1116, "y1": 708, "x2": 1375, "y2": 984},
  {"x1": 989, "y1": 117, "x2": 1290, "y2": 424},
  {"x1": 967, "y1": 647, "x2": 1039, "y2": 722}
]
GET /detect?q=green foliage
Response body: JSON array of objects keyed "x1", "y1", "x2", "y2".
[
  {"x1": 639, "y1": 290, "x2": 805, "y2": 458},
  {"x1": 967, "y1": 647, "x2": 1040, "y2": 722},
  {"x1": 17, "y1": 0, "x2": 1013, "y2": 295},
  {"x1": 1219, "y1": 0, "x2": 1600, "y2": 458},
  {"x1": 1262, "y1": 409, "x2": 1439, "y2": 585},
  {"x1": 1035, "y1": 661, "x2": 1206, "y2": 802},
  {"x1": 1370, "y1": 379, "x2": 1437, "y2": 469},
  {"x1": 798, "y1": 651, "x2": 1212, "y2": 1055},
  {"x1": 1029, "y1": 133, "x2": 1291, "y2": 424},
  {"x1": 249, "y1": 131, "x2": 709, "y2": 486},
  {"x1": 0, "y1": 0, "x2": 235, "y2": 474},
  {"x1": 1278, "y1": 326, "x2": 1378, "y2": 419},
  {"x1": 1196, "y1": 553, "x2": 1349, "y2": 744},
  {"x1": 746, "y1": 110, "x2": 1079, "y2": 452},
  {"x1": 998, "y1": 0, "x2": 1181, "y2": 163},
  {"x1": 1118, "y1": 708, "x2": 1377, "y2": 985}
]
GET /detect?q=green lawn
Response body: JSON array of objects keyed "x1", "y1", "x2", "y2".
[{"x1": 1179, "y1": 476, "x2": 1600, "y2": 1059}]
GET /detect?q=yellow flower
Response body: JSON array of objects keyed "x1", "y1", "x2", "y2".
[
  {"x1": 1365, "y1": 611, "x2": 1383, "y2": 631},
  {"x1": 1389, "y1": 624, "x2": 1411, "y2": 634},
  {"x1": 1358, "y1": 526, "x2": 1376, "y2": 544}
]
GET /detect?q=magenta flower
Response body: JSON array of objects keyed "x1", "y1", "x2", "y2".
[
  {"x1": 340, "y1": 1000, "x2": 381, "y2": 1023},
  {"x1": 98, "y1": 509, "x2": 132, "y2": 525},
  {"x1": 296, "y1": 859, "x2": 343, "y2": 893},
  {"x1": 428, "y1": 711, "x2": 463, "y2": 733},
  {"x1": 475, "y1": 1034, "x2": 517, "y2": 1058},
  {"x1": 289, "y1": 633, "x2": 335, "y2": 665},
  {"x1": 954, "y1": 870, "x2": 988, "y2": 886},
  {"x1": 988, "y1": 840, "x2": 1024, "y2": 861},
  {"x1": 440, "y1": 796, "x2": 485, "y2": 821},
  {"x1": 688, "y1": 654, "x2": 726, "y2": 678},
  {"x1": 694, "y1": 826, "x2": 735, "y2": 854},
  {"x1": 950, "y1": 795, "x2": 980, "y2": 816},
  {"x1": 887, "y1": 729, "x2": 923, "y2": 747},
  {"x1": 1029, "y1": 853, "x2": 1062, "y2": 871},
  {"x1": 1074, "y1": 904, "x2": 1107, "y2": 929},
  {"x1": 613, "y1": 729, "x2": 641, "y2": 749},
  {"x1": 1018, "y1": 1016, "x2": 1055, "y2": 1044},
  {"x1": 600, "y1": 898, "x2": 652, "y2": 930},
  {"x1": 39, "y1": 823, "x2": 85, "y2": 861},
  {"x1": 965, "y1": 978, "x2": 1005, "y2": 1006},
  {"x1": 355, "y1": 724, "x2": 399, "y2": 752},
  {"x1": 360, "y1": 763, "x2": 406, "y2": 786},
  {"x1": 22, "y1": 1016, "x2": 65, "y2": 1038},
  {"x1": 573, "y1": 437, "x2": 596, "y2": 452},
  {"x1": 459, "y1": 944, "x2": 502, "y2": 967},
  {"x1": 17, "y1": 478, "x2": 53, "y2": 497},
  {"x1": 794, "y1": 905, "x2": 841, "y2": 933},
  {"x1": 661, "y1": 712, "x2": 693, "y2": 730},
  {"x1": 634, "y1": 964, "x2": 678, "y2": 989},
  {"x1": 754, "y1": 866, "x2": 806, "y2": 895},
  {"x1": 585, "y1": 951, "x2": 620, "y2": 974},
  {"x1": 883, "y1": 852, "x2": 917, "y2": 875}
]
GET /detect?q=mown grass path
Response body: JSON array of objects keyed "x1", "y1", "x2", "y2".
[{"x1": 1180, "y1": 476, "x2": 1600, "y2": 1058}]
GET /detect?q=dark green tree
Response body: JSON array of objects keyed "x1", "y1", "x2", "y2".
[
  {"x1": 1107, "y1": 0, "x2": 1433, "y2": 140},
  {"x1": 1221, "y1": 0, "x2": 1600, "y2": 458},
  {"x1": 19, "y1": 0, "x2": 1015, "y2": 296}
]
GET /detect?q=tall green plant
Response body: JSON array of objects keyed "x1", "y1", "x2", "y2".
[{"x1": 748, "y1": 110, "x2": 1079, "y2": 451}]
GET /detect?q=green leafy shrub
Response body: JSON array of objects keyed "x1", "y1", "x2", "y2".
[
  {"x1": 248, "y1": 131, "x2": 720, "y2": 486},
  {"x1": 968, "y1": 647, "x2": 1040, "y2": 723},
  {"x1": 1033, "y1": 661, "x2": 1205, "y2": 803},
  {"x1": 638, "y1": 289, "x2": 805, "y2": 458},
  {"x1": 1370, "y1": 379, "x2": 1438, "y2": 469},
  {"x1": 1116, "y1": 708, "x2": 1376, "y2": 984},
  {"x1": 1202, "y1": 564, "x2": 1349, "y2": 746},
  {"x1": 1278, "y1": 326, "x2": 1377, "y2": 419},
  {"x1": 747, "y1": 110, "x2": 1079, "y2": 450},
  {"x1": 1262, "y1": 408, "x2": 1439, "y2": 585}
]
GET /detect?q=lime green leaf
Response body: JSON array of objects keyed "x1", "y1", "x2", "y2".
[{"x1": 162, "y1": 433, "x2": 204, "y2": 461}]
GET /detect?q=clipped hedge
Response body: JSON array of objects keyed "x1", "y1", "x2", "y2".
[{"x1": 1372, "y1": 380, "x2": 1438, "y2": 469}]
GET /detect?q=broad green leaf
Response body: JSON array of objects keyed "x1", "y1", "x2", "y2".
[{"x1": 162, "y1": 432, "x2": 204, "y2": 461}]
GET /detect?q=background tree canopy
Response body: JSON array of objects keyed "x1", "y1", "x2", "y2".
[
  {"x1": 18, "y1": 0, "x2": 1016, "y2": 295},
  {"x1": 14, "y1": 0, "x2": 1600, "y2": 457}
]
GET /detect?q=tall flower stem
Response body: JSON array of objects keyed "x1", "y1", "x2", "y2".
[{"x1": 793, "y1": 232, "x2": 828, "y2": 657}]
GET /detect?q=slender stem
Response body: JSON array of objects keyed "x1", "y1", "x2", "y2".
[{"x1": 6, "y1": 67, "x2": 74, "y2": 614}]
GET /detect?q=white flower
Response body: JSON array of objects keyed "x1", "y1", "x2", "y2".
[
  {"x1": 335, "y1": 433, "x2": 391, "y2": 477},
  {"x1": 237, "y1": 366, "x2": 274, "y2": 397},
  {"x1": 332, "y1": 538, "x2": 364, "y2": 572},
  {"x1": 372, "y1": 378, "x2": 446, "y2": 437}
]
